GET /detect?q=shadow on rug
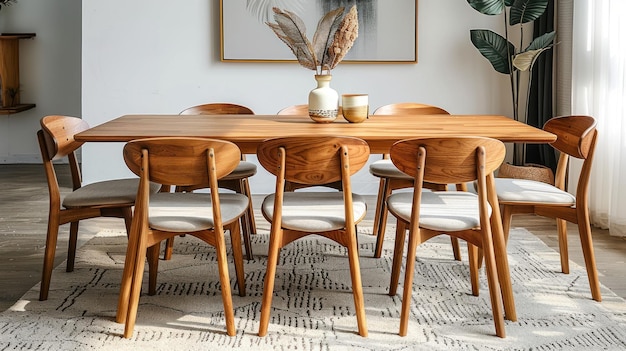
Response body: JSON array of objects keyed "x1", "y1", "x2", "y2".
[{"x1": 1, "y1": 222, "x2": 626, "y2": 351}]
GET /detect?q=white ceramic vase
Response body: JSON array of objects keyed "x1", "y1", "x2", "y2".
[{"x1": 308, "y1": 74, "x2": 338, "y2": 123}]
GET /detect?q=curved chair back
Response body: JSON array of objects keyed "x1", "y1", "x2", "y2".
[
  {"x1": 179, "y1": 103, "x2": 254, "y2": 115},
  {"x1": 373, "y1": 102, "x2": 449, "y2": 116},
  {"x1": 391, "y1": 137, "x2": 506, "y2": 184},
  {"x1": 257, "y1": 136, "x2": 369, "y2": 185},
  {"x1": 276, "y1": 104, "x2": 308, "y2": 115},
  {"x1": 124, "y1": 137, "x2": 241, "y2": 188}
]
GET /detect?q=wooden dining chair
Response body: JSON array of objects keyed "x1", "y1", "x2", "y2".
[
  {"x1": 36, "y1": 115, "x2": 161, "y2": 301},
  {"x1": 370, "y1": 103, "x2": 463, "y2": 260},
  {"x1": 495, "y1": 115, "x2": 601, "y2": 301},
  {"x1": 162, "y1": 102, "x2": 256, "y2": 261},
  {"x1": 386, "y1": 136, "x2": 515, "y2": 337},
  {"x1": 256, "y1": 136, "x2": 370, "y2": 337},
  {"x1": 116, "y1": 137, "x2": 247, "y2": 338}
]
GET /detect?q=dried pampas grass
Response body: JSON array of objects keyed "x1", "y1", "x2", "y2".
[{"x1": 267, "y1": 5, "x2": 358, "y2": 75}]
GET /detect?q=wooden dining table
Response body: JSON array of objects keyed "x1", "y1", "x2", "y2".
[
  {"x1": 77, "y1": 112, "x2": 545, "y2": 324},
  {"x1": 74, "y1": 114, "x2": 556, "y2": 153}
]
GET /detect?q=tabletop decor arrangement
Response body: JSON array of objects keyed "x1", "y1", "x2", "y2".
[{"x1": 267, "y1": 5, "x2": 358, "y2": 123}]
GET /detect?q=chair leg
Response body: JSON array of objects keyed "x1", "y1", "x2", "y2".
[
  {"x1": 123, "y1": 227, "x2": 149, "y2": 338},
  {"x1": 147, "y1": 244, "x2": 160, "y2": 296},
  {"x1": 116, "y1": 221, "x2": 143, "y2": 324},
  {"x1": 228, "y1": 222, "x2": 246, "y2": 297},
  {"x1": 258, "y1": 228, "x2": 284, "y2": 336},
  {"x1": 501, "y1": 206, "x2": 513, "y2": 245},
  {"x1": 374, "y1": 178, "x2": 391, "y2": 258},
  {"x1": 399, "y1": 225, "x2": 421, "y2": 336},
  {"x1": 39, "y1": 216, "x2": 60, "y2": 301},
  {"x1": 489, "y1": 195, "x2": 517, "y2": 322},
  {"x1": 577, "y1": 215, "x2": 602, "y2": 302},
  {"x1": 213, "y1": 228, "x2": 236, "y2": 336},
  {"x1": 163, "y1": 237, "x2": 175, "y2": 260},
  {"x1": 467, "y1": 243, "x2": 479, "y2": 296},
  {"x1": 556, "y1": 218, "x2": 570, "y2": 274},
  {"x1": 243, "y1": 178, "x2": 257, "y2": 234},
  {"x1": 372, "y1": 178, "x2": 387, "y2": 238},
  {"x1": 346, "y1": 228, "x2": 368, "y2": 337},
  {"x1": 450, "y1": 237, "x2": 462, "y2": 261},
  {"x1": 66, "y1": 222, "x2": 79, "y2": 272},
  {"x1": 480, "y1": 229, "x2": 506, "y2": 338},
  {"x1": 389, "y1": 220, "x2": 407, "y2": 297}
]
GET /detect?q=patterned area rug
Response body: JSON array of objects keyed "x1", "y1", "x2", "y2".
[{"x1": 1, "y1": 222, "x2": 626, "y2": 351}]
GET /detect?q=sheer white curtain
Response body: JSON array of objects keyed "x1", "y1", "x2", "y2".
[{"x1": 571, "y1": 0, "x2": 626, "y2": 236}]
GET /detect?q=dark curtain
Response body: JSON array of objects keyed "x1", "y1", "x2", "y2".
[{"x1": 525, "y1": 0, "x2": 557, "y2": 172}]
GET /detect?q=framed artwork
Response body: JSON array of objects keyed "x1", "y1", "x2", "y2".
[{"x1": 220, "y1": 0, "x2": 417, "y2": 63}]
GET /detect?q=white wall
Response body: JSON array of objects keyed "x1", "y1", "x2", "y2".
[
  {"x1": 0, "y1": 0, "x2": 81, "y2": 163},
  {"x1": 81, "y1": 0, "x2": 510, "y2": 194}
]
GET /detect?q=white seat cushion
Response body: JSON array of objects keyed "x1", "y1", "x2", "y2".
[
  {"x1": 387, "y1": 191, "x2": 490, "y2": 232},
  {"x1": 495, "y1": 178, "x2": 576, "y2": 205},
  {"x1": 221, "y1": 161, "x2": 257, "y2": 180},
  {"x1": 148, "y1": 192, "x2": 249, "y2": 232},
  {"x1": 63, "y1": 178, "x2": 160, "y2": 208},
  {"x1": 369, "y1": 159, "x2": 411, "y2": 179},
  {"x1": 262, "y1": 192, "x2": 367, "y2": 232}
]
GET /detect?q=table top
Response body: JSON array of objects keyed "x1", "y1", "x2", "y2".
[{"x1": 75, "y1": 114, "x2": 556, "y2": 154}]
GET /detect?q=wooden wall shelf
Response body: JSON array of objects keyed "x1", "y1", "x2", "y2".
[
  {"x1": 0, "y1": 103, "x2": 35, "y2": 115},
  {"x1": 0, "y1": 33, "x2": 36, "y2": 113}
]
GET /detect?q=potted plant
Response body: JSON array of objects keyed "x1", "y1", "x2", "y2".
[{"x1": 467, "y1": 0, "x2": 556, "y2": 168}]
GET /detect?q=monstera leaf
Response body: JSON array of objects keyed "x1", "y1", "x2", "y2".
[{"x1": 470, "y1": 29, "x2": 516, "y2": 74}]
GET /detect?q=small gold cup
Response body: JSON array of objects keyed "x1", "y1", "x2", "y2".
[{"x1": 341, "y1": 94, "x2": 369, "y2": 123}]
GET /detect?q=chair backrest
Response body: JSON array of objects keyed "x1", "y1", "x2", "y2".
[
  {"x1": 179, "y1": 103, "x2": 254, "y2": 115},
  {"x1": 544, "y1": 115, "x2": 598, "y2": 194},
  {"x1": 257, "y1": 136, "x2": 370, "y2": 186},
  {"x1": 373, "y1": 102, "x2": 449, "y2": 116},
  {"x1": 39, "y1": 115, "x2": 89, "y2": 161},
  {"x1": 276, "y1": 104, "x2": 309, "y2": 115},
  {"x1": 38, "y1": 115, "x2": 89, "y2": 191},
  {"x1": 123, "y1": 137, "x2": 241, "y2": 187},
  {"x1": 390, "y1": 137, "x2": 506, "y2": 185}
]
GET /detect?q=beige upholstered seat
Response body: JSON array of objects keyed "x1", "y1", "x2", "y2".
[
  {"x1": 386, "y1": 136, "x2": 515, "y2": 338},
  {"x1": 37, "y1": 115, "x2": 161, "y2": 301},
  {"x1": 495, "y1": 115, "x2": 601, "y2": 302},
  {"x1": 162, "y1": 103, "x2": 257, "y2": 260},
  {"x1": 116, "y1": 137, "x2": 247, "y2": 338},
  {"x1": 257, "y1": 136, "x2": 370, "y2": 337}
]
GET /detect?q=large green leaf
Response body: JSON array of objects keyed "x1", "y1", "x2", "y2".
[
  {"x1": 466, "y1": 0, "x2": 506, "y2": 15},
  {"x1": 470, "y1": 29, "x2": 516, "y2": 74},
  {"x1": 510, "y1": 0, "x2": 549, "y2": 25},
  {"x1": 525, "y1": 31, "x2": 556, "y2": 51}
]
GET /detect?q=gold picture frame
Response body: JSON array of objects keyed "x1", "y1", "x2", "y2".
[{"x1": 220, "y1": 0, "x2": 418, "y2": 64}]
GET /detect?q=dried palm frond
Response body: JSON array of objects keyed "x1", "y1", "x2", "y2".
[
  {"x1": 327, "y1": 5, "x2": 358, "y2": 70},
  {"x1": 267, "y1": 5, "x2": 359, "y2": 75},
  {"x1": 267, "y1": 8, "x2": 317, "y2": 70},
  {"x1": 312, "y1": 7, "x2": 345, "y2": 73}
]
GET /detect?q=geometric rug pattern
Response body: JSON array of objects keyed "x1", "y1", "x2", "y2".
[{"x1": 1, "y1": 221, "x2": 626, "y2": 350}]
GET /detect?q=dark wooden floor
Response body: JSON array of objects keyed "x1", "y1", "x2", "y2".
[{"x1": 1, "y1": 164, "x2": 625, "y2": 312}]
